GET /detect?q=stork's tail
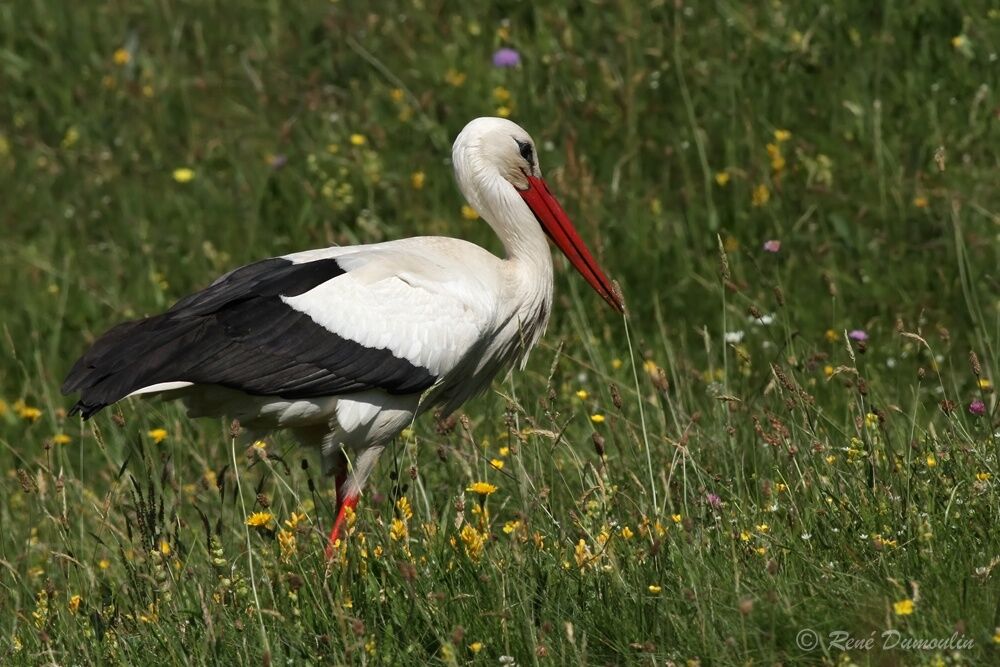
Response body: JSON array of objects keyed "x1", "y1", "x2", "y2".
[{"x1": 61, "y1": 315, "x2": 200, "y2": 419}]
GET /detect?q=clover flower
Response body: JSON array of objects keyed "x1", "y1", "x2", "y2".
[{"x1": 492, "y1": 48, "x2": 520, "y2": 67}]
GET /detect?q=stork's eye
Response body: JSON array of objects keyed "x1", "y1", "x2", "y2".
[{"x1": 515, "y1": 138, "x2": 535, "y2": 166}]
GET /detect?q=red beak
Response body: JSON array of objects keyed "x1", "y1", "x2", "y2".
[{"x1": 519, "y1": 175, "x2": 624, "y2": 313}]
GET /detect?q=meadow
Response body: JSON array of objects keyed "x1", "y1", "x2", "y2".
[{"x1": 1, "y1": 1, "x2": 999, "y2": 664}]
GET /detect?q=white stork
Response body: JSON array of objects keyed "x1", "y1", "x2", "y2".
[{"x1": 63, "y1": 117, "x2": 624, "y2": 556}]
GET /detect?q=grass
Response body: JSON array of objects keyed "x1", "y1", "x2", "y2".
[{"x1": 1, "y1": 1, "x2": 999, "y2": 664}]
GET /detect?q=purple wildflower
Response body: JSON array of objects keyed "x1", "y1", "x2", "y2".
[
  {"x1": 492, "y1": 48, "x2": 521, "y2": 68},
  {"x1": 706, "y1": 493, "x2": 722, "y2": 509},
  {"x1": 968, "y1": 399, "x2": 986, "y2": 416},
  {"x1": 763, "y1": 239, "x2": 781, "y2": 253},
  {"x1": 848, "y1": 329, "x2": 868, "y2": 342}
]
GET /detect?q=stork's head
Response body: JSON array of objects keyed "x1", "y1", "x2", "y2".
[
  {"x1": 453, "y1": 116, "x2": 539, "y2": 191},
  {"x1": 452, "y1": 117, "x2": 624, "y2": 313}
]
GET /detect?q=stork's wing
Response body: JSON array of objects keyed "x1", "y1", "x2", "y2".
[{"x1": 62, "y1": 247, "x2": 489, "y2": 419}]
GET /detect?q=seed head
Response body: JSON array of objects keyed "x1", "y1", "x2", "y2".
[
  {"x1": 609, "y1": 384, "x2": 623, "y2": 410},
  {"x1": 592, "y1": 432, "x2": 606, "y2": 458},
  {"x1": 969, "y1": 350, "x2": 982, "y2": 376}
]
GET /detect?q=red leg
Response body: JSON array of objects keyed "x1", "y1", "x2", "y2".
[
  {"x1": 325, "y1": 490, "x2": 358, "y2": 559},
  {"x1": 322, "y1": 444, "x2": 384, "y2": 560},
  {"x1": 325, "y1": 463, "x2": 355, "y2": 559}
]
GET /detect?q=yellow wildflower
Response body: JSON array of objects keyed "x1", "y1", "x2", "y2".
[
  {"x1": 469, "y1": 641, "x2": 484, "y2": 654},
  {"x1": 461, "y1": 205, "x2": 479, "y2": 220},
  {"x1": 410, "y1": 171, "x2": 425, "y2": 190},
  {"x1": 756, "y1": 523, "x2": 769, "y2": 533},
  {"x1": 159, "y1": 540, "x2": 171, "y2": 556},
  {"x1": 349, "y1": 134, "x2": 366, "y2": 146},
  {"x1": 671, "y1": 514, "x2": 682, "y2": 524},
  {"x1": 32, "y1": 591, "x2": 48, "y2": 628},
  {"x1": 444, "y1": 69, "x2": 466, "y2": 87},
  {"x1": 751, "y1": 184, "x2": 770, "y2": 207},
  {"x1": 98, "y1": 559, "x2": 110, "y2": 570},
  {"x1": 68, "y1": 594, "x2": 81, "y2": 614},
  {"x1": 913, "y1": 196, "x2": 928, "y2": 208},
  {"x1": 138, "y1": 602, "x2": 158, "y2": 624},
  {"x1": 976, "y1": 472, "x2": 991, "y2": 482},
  {"x1": 611, "y1": 358, "x2": 623, "y2": 370},
  {"x1": 575, "y1": 389, "x2": 589, "y2": 400},
  {"x1": 498, "y1": 446, "x2": 510, "y2": 457},
  {"x1": 61, "y1": 126, "x2": 79, "y2": 149},
  {"x1": 824, "y1": 365, "x2": 834, "y2": 378},
  {"x1": 396, "y1": 496, "x2": 413, "y2": 521},
  {"x1": 574, "y1": 539, "x2": 592, "y2": 570},
  {"x1": 52, "y1": 433, "x2": 72, "y2": 445},
  {"x1": 739, "y1": 530, "x2": 751, "y2": 542},
  {"x1": 774, "y1": 482, "x2": 788, "y2": 493},
  {"x1": 648, "y1": 584, "x2": 662, "y2": 594},
  {"x1": 978, "y1": 378, "x2": 992, "y2": 391},
  {"x1": 389, "y1": 518, "x2": 407, "y2": 541},
  {"x1": 620, "y1": 526, "x2": 634, "y2": 539},
  {"x1": 460, "y1": 524, "x2": 487, "y2": 560},
  {"x1": 590, "y1": 414, "x2": 605, "y2": 424},
  {"x1": 502, "y1": 520, "x2": 521, "y2": 534},
  {"x1": 926, "y1": 453, "x2": 937, "y2": 468},
  {"x1": 773, "y1": 129, "x2": 791, "y2": 142},
  {"x1": 873, "y1": 534, "x2": 897, "y2": 549},
  {"x1": 824, "y1": 329, "x2": 839, "y2": 343},
  {"x1": 492, "y1": 86, "x2": 511, "y2": 102},
  {"x1": 19, "y1": 406, "x2": 42, "y2": 422},
  {"x1": 147, "y1": 428, "x2": 168, "y2": 444},
  {"x1": 532, "y1": 531, "x2": 545, "y2": 550},
  {"x1": 277, "y1": 529, "x2": 296, "y2": 562},
  {"x1": 766, "y1": 143, "x2": 786, "y2": 172},
  {"x1": 113, "y1": 48, "x2": 130, "y2": 65},
  {"x1": 865, "y1": 412, "x2": 879, "y2": 429},
  {"x1": 893, "y1": 599, "x2": 914, "y2": 616},
  {"x1": 756, "y1": 546, "x2": 767, "y2": 556},
  {"x1": 490, "y1": 458, "x2": 504, "y2": 470},
  {"x1": 389, "y1": 88, "x2": 404, "y2": 102},
  {"x1": 714, "y1": 171, "x2": 730, "y2": 186},
  {"x1": 951, "y1": 35, "x2": 967, "y2": 49},
  {"x1": 496, "y1": 106, "x2": 512, "y2": 118},
  {"x1": 172, "y1": 168, "x2": 194, "y2": 183},
  {"x1": 466, "y1": 482, "x2": 497, "y2": 496},
  {"x1": 245, "y1": 511, "x2": 274, "y2": 528}
]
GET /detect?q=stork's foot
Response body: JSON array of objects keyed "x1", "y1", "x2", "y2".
[{"x1": 324, "y1": 492, "x2": 358, "y2": 560}]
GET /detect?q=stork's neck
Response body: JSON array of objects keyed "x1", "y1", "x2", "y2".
[{"x1": 460, "y1": 171, "x2": 553, "y2": 281}]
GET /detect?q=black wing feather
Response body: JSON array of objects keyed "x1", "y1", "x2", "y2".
[{"x1": 62, "y1": 257, "x2": 437, "y2": 419}]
